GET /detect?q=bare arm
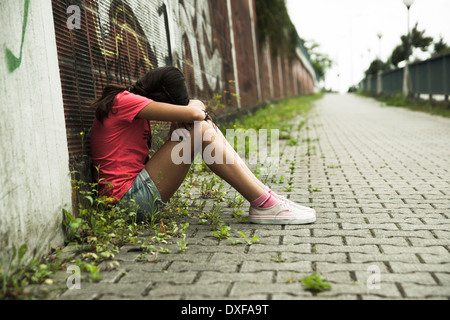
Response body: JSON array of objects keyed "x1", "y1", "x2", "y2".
[{"x1": 136, "y1": 100, "x2": 206, "y2": 123}]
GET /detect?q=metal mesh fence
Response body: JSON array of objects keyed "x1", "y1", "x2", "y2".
[{"x1": 361, "y1": 52, "x2": 450, "y2": 98}]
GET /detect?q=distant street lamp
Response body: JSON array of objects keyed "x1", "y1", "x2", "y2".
[
  {"x1": 403, "y1": 0, "x2": 415, "y2": 9},
  {"x1": 403, "y1": 0, "x2": 415, "y2": 96},
  {"x1": 377, "y1": 33, "x2": 383, "y2": 61},
  {"x1": 377, "y1": 33, "x2": 383, "y2": 95}
]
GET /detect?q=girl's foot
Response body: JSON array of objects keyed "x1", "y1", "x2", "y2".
[{"x1": 249, "y1": 199, "x2": 316, "y2": 225}]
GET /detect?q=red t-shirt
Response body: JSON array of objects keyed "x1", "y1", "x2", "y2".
[{"x1": 91, "y1": 91, "x2": 154, "y2": 201}]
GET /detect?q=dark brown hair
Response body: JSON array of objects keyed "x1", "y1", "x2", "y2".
[{"x1": 92, "y1": 66, "x2": 190, "y2": 124}]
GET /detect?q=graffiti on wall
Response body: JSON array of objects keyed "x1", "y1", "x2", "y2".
[
  {"x1": 5, "y1": 0, "x2": 30, "y2": 73},
  {"x1": 86, "y1": 0, "x2": 223, "y2": 94},
  {"x1": 172, "y1": 0, "x2": 223, "y2": 92},
  {"x1": 86, "y1": 0, "x2": 157, "y2": 89}
]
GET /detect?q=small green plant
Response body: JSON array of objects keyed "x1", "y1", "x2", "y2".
[
  {"x1": 0, "y1": 245, "x2": 62, "y2": 299},
  {"x1": 79, "y1": 129, "x2": 92, "y2": 158},
  {"x1": 289, "y1": 162, "x2": 297, "y2": 174},
  {"x1": 65, "y1": 172, "x2": 145, "y2": 264},
  {"x1": 159, "y1": 247, "x2": 171, "y2": 254},
  {"x1": 308, "y1": 185, "x2": 321, "y2": 192},
  {"x1": 231, "y1": 209, "x2": 248, "y2": 223},
  {"x1": 75, "y1": 259, "x2": 102, "y2": 283},
  {"x1": 136, "y1": 238, "x2": 158, "y2": 262},
  {"x1": 212, "y1": 225, "x2": 231, "y2": 240},
  {"x1": 227, "y1": 194, "x2": 245, "y2": 208},
  {"x1": 280, "y1": 132, "x2": 292, "y2": 140},
  {"x1": 271, "y1": 253, "x2": 287, "y2": 263},
  {"x1": 200, "y1": 175, "x2": 223, "y2": 199},
  {"x1": 286, "y1": 274, "x2": 298, "y2": 284},
  {"x1": 177, "y1": 234, "x2": 189, "y2": 253},
  {"x1": 238, "y1": 232, "x2": 260, "y2": 246},
  {"x1": 300, "y1": 273, "x2": 331, "y2": 293},
  {"x1": 173, "y1": 223, "x2": 190, "y2": 253},
  {"x1": 272, "y1": 175, "x2": 285, "y2": 184},
  {"x1": 308, "y1": 184, "x2": 321, "y2": 192},
  {"x1": 227, "y1": 194, "x2": 247, "y2": 223},
  {"x1": 199, "y1": 202, "x2": 224, "y2": 231},
  {"x1": 228, "y1": 238, "x2": 243, "y2": 245}
]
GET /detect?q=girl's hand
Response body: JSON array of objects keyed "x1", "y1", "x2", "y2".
[
  {"x1": 188, "y1": 100, "x2": 214, "y2": 122},
  {"x1": 188, "y1": 100, "x2": 206, "y2": 115},
  {"x1": 188, "y1": 99, "x2": 205, "y2": 110}
]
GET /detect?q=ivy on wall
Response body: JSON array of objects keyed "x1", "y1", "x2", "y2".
[{"x1": 255, "y1": 0, "x2": 299, "y2": 60}]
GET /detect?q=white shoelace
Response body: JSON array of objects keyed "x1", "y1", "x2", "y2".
[
  {"x1": 276, "y1": 196, "x2": 295, "y2": 211},
  {"x1": 277, "y1": 195, "x2": 313, "y2": 212}
]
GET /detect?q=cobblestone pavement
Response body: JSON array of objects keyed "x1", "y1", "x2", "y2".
[{"x1": 61, "y1": 94, "x2": 450, "y2": 300}]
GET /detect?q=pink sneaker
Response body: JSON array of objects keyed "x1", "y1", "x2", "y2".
[{"x1": 249, "y1": 200, "x2": 316, "y2": 225}]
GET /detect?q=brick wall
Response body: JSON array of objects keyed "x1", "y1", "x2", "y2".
[{"x1": 51, "y1": 0, "x2": 316, "y2": 162}]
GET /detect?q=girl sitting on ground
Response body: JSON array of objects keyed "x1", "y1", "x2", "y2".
[{"x1": 90, "y1": 66, "x2": 316, "y2": 225}]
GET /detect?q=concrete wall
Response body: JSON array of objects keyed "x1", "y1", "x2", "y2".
[{"x1": 0, "y1": 0, "x2": 72, "y2": 262}]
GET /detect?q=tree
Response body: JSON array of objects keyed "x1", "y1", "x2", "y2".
[
  {"x1": 365, "y1": 59, "x2": 390, "y2": 76},
  {"x1": 304, "y1": 41, "x2": 333, "y2": 82},
  {"x1": 433, "y1": 36, "x2": 450, "y2": 56},
  {"x1": 390, "y1": 23, "x2": 433, "y2": 67},
  {"x1": 390, "y1": 44, "x2": 407, "y2": 68},
  {"x1": 255, "y1": 0, "x2": 299, "y2": 59}
]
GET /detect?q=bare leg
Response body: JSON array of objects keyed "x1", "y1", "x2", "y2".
[
  {"x1": 145, "y1": 140, "x2": 192, "y2": 203},
  {"x1": 146, "y1": 121, "x2": 265, "y2": 203},
  {"x1": 214, "y1": 125, "x2": 268, "y2": 191}
]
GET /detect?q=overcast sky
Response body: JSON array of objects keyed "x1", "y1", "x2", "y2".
[{"x1": 287, "y1": 0, "x2": 450, "y2": 92}]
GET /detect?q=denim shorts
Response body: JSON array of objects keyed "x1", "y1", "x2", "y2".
[{"x1": 120, "y1": 168, "x2": 167, "y2": 222}]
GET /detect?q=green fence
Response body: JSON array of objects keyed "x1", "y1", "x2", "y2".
[{"x1": 361, "y1": 52, "x2": 450, "y2": 100}]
